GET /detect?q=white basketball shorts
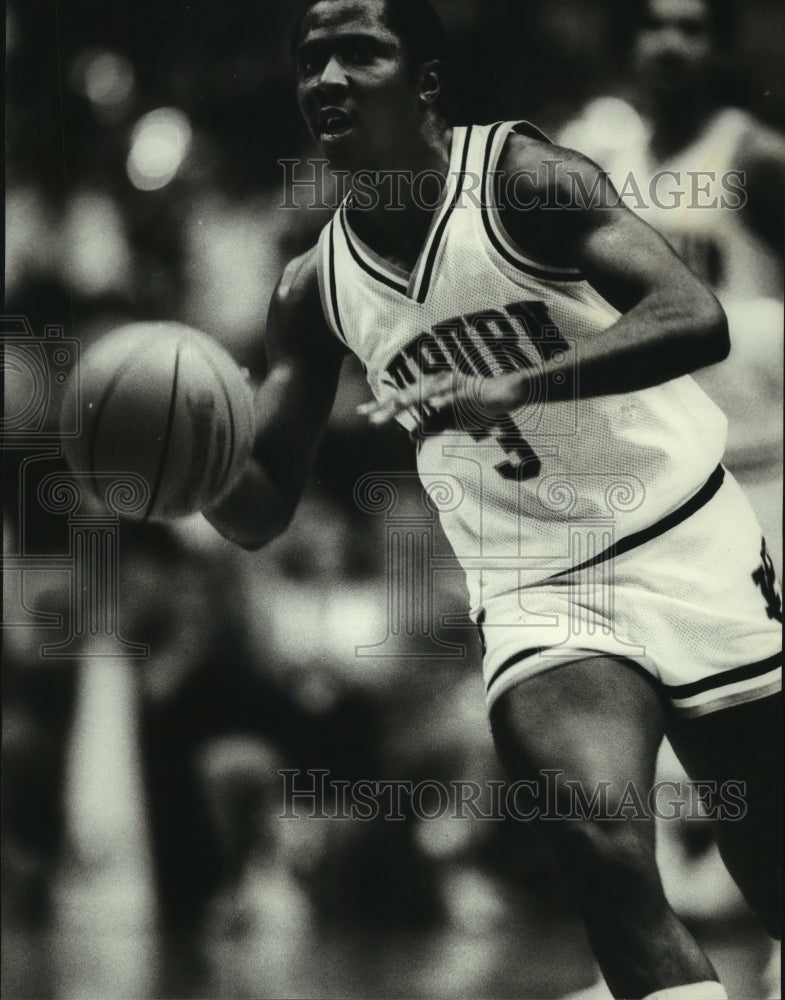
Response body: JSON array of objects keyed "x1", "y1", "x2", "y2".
[{"x1": 478, "y1": 466, "x2": 782, "y2": 718}]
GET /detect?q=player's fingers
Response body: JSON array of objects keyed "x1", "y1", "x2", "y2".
[
  {"x1": 357, "y1": 399, "x2": 398, "y2": 421},
  {"x1": 360, "y1": 389, "x2": 418, "y2": 421},
  {"x1": 428, "y1": 389, "x2": 457, "y2": 409},
  {"x1": 358, "y1": 372, "x2": 460, "y2": 424},
  {"x1": 367, "y1": 401, "x2": 411, "y2": 425},
  {"x1": 428, "y1": 371, "x2": 459, "y2": 395},
  {"x1": 357, "y1": 398, "x2": 399, "y2": 415},
  {"x1": 367, "y1": 410, "x2": 395, "y2": 426}
]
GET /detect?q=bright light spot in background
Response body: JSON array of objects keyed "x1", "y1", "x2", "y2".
[
  {"x1": 184, "y1": 195, "x2": 284, "y2": 348},
  {"x1": 62, "y1": 191, "x2": 132, "y2": 297},
  {"x1": 5, "y1": 187, "x2": 60, "y2": 293},
  {"x1": 69, "y1": 50, "x2": 136, "y2": 122},
  {"x1": 559, "y1": 97, "x2": 648, "y2": 159},
  {"x1": 83, "y1": 51, "x2": 135, "y2": 108},
  {"x1": 126, "y1": 108, "x2": 193, "y2": 192}
]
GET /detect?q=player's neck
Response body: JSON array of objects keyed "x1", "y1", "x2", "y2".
[{"x1": 346, "y1": 120, "x2": 453, "y2": 271}]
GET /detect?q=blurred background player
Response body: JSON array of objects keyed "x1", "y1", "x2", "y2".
[
  {"x1": 560, "y1": 3, "x2": 784, "y2": 996},
  {"x1": 560, "y1": 0, "x2": 785, "y2": 576}
]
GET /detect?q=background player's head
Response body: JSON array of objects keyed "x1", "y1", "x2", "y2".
[
  {"x1": 293, "y1": 0, "x2": 447, "y2": 172},
  {"x1": 625, "y1": 0, "x2": 739, "y2": 100}
]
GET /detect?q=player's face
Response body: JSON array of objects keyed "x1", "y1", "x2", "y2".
[
  {"x1": 296, "y1": 0, "x2": 423, "y2": 171},
  {"x1": 633, "y1": 0, "x2": 714, "y2": 95}
]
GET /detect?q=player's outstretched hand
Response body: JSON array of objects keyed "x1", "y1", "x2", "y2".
[{"x1": 358, "y1": 369, "x2": 526, "y2": 426}]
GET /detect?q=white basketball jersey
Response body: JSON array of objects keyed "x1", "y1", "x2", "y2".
[{"x1": 317, "y1": 122, "x2": 728, "y2": 614}]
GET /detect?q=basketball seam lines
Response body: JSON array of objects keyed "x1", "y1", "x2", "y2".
[
  {"x1": 200, "y1": 351, "x2": 236, "y2": 495},
  {"x1": 145, "y1": 344, "x2": 182, "y2": 520}
]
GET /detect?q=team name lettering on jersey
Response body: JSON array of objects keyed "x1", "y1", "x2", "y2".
[
  {"x1": 383, "y1": 299, "x2": 573, "y2": 481},
  {"x1": 384, "y1": 298, "x2": 569, "y2": 387}
]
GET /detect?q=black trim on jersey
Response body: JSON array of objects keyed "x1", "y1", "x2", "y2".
[
  {"x1": 476, "y1": 607, "x2": 488, "y2": 658},
  {"x1": 667, "y1": 652, "x2": 781, "y2": 700},
  {"x1": 336, "y1": 126, "x2": 473, "y2": 303},
  {"x1": 481, "y1": 122, "x2": 585, "y2": 284},
  {"x1": 486, "y1": 647, "x2": 542, "y2": 693},
  {"x1": 544, "y1": 465, "x2": 726, "y2": 584},
  {"x1": 339, "y1": 208, "x2": 409, "y2": 294},
  {"x1": 414, "y1": 125, "x2": 474, "y2": 304},
  {"x1": 328, "y1": 218, "x2": 349, "y2": 345}
]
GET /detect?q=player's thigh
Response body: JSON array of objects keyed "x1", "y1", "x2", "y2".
[{"x1": 490, "y1": 655, "x2": 667, "y2": 811}]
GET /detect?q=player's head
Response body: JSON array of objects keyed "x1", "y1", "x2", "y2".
[
  {"x1": 293, "y1": 0, "x2": 447, "y2": 171},
  {"x1": 628, "y1": 0, "x2": 738, "y2": 97}
]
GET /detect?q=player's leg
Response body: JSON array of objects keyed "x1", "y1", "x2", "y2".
[
  {"x1": 667, "y1": 691, "x2": 782, "y2": 939},
  {"x1": 490, "y1": 655, "x2": 723, "y2": 1000}
]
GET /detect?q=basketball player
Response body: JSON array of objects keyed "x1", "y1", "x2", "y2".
[
  {"x1": 206, "y1": 2, "x2": 782, "y2": 998},
  {"x1": 560, "y1": 0, "x2": 785, "y2": 575}
]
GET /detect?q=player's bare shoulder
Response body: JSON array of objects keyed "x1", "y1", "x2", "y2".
[
  {"x1": 500, "y1": 129, "x2": 614, "y2": 205},
  {"x1": 277, "y1": 244, "x2": 320, "y2": 304},
  {"x1": 496, "y1": 129, "x2": 617, "y2": 266},
  {"x1": 269, "y1": 244, "x2": 346, "y2": 364}
]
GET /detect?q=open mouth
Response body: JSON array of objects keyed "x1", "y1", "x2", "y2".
[{"x1": 317, "y1": 107, "x2": 352, "y2": 139}]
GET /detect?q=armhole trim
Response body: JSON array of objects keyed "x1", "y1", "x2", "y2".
[
  {"x1": 481, "y1": 120, "x2": 586, "y2": 283},
  {"x1": 317, "y1": 219, "x2": 349, "y2": 346}
]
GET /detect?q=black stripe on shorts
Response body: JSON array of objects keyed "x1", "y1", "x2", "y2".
[
  {"x1": 485, "y1": 466, "x2": 729, "y2": 697},
  {"x1": 667, "y1": 652, "x2": 782, "y2": 701},
  {"x1": 486, "y1": 647, "x2": 542, "y2": 693}
]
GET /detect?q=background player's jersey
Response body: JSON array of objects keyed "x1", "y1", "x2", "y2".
[
  {"x1": 316, "y1": 121, "x2": 728, "y2": 614},
  {"x1": 559, "y1": 99, "x2": 782, "y2": 303}
]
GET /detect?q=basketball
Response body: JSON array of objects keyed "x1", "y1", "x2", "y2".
[{"x1": 61, "y1": 322, "x2": 255, "y2": 521}]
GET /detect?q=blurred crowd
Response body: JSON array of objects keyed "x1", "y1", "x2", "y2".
[{"x1": 3, "y1": 0, "x2": 783, "y2": 997}]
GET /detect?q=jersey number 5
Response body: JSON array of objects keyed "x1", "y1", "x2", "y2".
[{"x1": 475, "y1": 304, "x2": 571, "y2": 482}]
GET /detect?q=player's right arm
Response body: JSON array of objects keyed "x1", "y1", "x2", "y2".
[{"x1": 205, "y1": 247, "x2": 345, "y2": 550}]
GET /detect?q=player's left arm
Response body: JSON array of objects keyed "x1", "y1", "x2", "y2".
[
  {"x1": 365, "y1": 139, "x2": 730, "y2": 423},
  {"x1": 504, "y1": 141, "x2": 731, "y2": 398}
]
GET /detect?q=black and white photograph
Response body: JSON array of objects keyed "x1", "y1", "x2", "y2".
[{"x1": 3, "y1": 1, "x2": 783, "y2": 997}]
